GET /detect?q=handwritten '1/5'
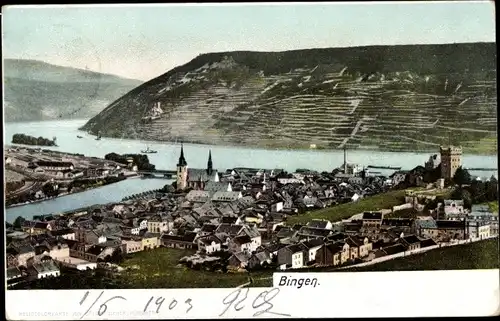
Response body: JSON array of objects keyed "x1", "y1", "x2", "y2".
[{"x1": 78, "y1": 291, "x2": 193, "y2": 319}]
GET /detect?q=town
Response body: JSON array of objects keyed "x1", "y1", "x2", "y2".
[
  {"x1": 4, "y1": 146, "x2": 143, "y2": 208},
  {"x1": 5, "y1": 144, "x2": 499, "y2": 288}
]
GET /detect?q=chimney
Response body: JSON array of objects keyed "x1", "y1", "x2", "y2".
[{"x1": 343, "y1": 146, "x2": 347, "y2": 174}]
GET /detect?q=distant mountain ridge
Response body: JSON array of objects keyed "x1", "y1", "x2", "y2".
[
  {"x1": 81, "y1": 42, "x2": 497, "y2": 154},
  {"x1": 3, "y1": 59, "x2": 143, "y2": 122}
]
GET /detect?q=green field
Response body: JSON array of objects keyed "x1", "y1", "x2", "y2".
[
  {"x1": 486, "y1": 201, "x2": 499, "y2": 214},
  {"x1": 117, "y1": 248, "x2": 272, "y2": 288},
  {"x1": 251, "y1": 238, "x2": 500, "y2": 287},
  {"x1": 341, "y1": 238, "x2": 499, "y2": 272},
  {"x1": 286, "y1": 190, "x2": 407, "y2": 225}
]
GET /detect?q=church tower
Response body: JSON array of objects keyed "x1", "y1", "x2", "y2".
[
  {"x1": 176, "y1": 144, "x2": 188, "y2": 190},
  {"x1": 207, "y1": 150, "x2": 213, "y2": 175}
]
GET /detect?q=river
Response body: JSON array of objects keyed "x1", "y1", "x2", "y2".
[
  {"x1": 4, "y1": 119, "x2": 498, "y2": 222},
  {"x1": 6, "y1": 177, "x2": 173, "y2": 222}
]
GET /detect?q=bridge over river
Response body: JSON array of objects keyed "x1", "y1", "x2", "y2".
[{"x1": 137, "y1": 169, "x2": 176, "y2": 179}]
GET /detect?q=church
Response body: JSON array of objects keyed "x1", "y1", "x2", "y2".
[{"x1": 176, "y1": 144, "x2": 219, "y2": 191}]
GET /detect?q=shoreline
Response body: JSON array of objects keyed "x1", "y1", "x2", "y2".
[
  {"x1": 5, "y1": 175, "x2": 132, "y2": 211},
  {"x1": 75, "y1": 129, "x2": 499, "y2": 157}
]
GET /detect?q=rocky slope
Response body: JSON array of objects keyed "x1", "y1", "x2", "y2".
[
  {"x1": 3, "y1": 59, "x2": 143, "y2": 122},
  {"x1": 81, "y1": 43, "x2": 497, "y2": 153}
]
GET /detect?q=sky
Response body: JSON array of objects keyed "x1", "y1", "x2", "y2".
[{"x1": 1, "y1": 2, "x2": 496, "y2": 82}]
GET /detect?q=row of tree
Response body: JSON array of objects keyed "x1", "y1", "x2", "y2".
[
  {"x1": 11, "y1": 133, "x2": 57, "y2": 146},
  {"x1": 104, "y1": 153, "x2": 156, "y2": 171}
]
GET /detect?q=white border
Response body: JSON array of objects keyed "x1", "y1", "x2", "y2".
[
  {"x1": 1, "y1": 1, "x2": 492, "y2": 10},
  {"x1": 5, "y1": 270, "x2": 500, "y2": 319}
]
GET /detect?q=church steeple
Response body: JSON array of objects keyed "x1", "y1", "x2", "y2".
[
  {"x1": 207, "y1": 150, "x2": 213, "y2": 175},
  {"x1": 177, "y1": 143, "x2": 187, "y2": 167}
]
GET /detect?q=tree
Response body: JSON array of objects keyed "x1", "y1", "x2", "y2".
[
  {"x1": 450, "y1": 188, "x2": 473, "y2": 209},
  {"x1": 13, "y1": 216, "x2": 26, "y2": 229},
  {"x1": 485, "y1": 178, "x2": 498, "y2": 202},
  {"x1": 453, "y1": 167, "x2": 471, "y2": 186}
]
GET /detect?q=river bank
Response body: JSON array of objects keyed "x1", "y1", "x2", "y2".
[
  {"x1": 5, "y1": 177, "x2": 173, "y2": 222},
  {"x1": 81, "y1": 130, "x2": 498, "y2": 156},
  {"x1": 5, "y1": 120, "x2": 498, "y2": 177},
  {"x1": 5, "y1": 175, "x2": 131, "y2": 210}
]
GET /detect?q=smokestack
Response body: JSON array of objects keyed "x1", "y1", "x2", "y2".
[{"x1": 344, "y1": 146, "x2": 347, "y2": 174}]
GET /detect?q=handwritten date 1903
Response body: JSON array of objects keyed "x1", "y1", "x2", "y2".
[{"x1": 220, "y1": 287, "x2": 291, "y2": 317}]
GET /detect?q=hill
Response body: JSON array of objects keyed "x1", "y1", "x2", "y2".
[
  {"x1": 3, "y1": 59, "x2": 143, "y2": 122},
  {"x1": 81, "y1": 43, "x2": 497, "y2": 153}
]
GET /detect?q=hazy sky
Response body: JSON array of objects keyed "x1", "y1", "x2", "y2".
[{"x1": 2, "y1": 2, "x2": 496, "y2": 81}]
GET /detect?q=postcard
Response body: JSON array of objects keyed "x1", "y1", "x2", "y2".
[{"x1": 3, "y1": 1, "x2": 499, "y2": 319}]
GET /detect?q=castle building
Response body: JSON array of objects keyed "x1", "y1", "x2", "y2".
[
  {"x1": 425, "y1": 154, "x2": 440, "y2": 171},
  {"x1": 439, "y1": 145, "x2": 462, "y2": 180},
  {"x1": 176, "y1": 145, "x2": 219, "y2": 191}
]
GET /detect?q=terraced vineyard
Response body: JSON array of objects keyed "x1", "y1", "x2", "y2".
[{"x1": 82, "y1": 43, "x2": 497, "y2": 153}]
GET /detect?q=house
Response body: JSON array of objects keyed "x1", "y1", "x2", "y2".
[
  {"x1": 64, "y1": 169, "x2": 84, "y2": 179},
  {"x1": 345, "y1": 237, "x2": 362, "y2": 260},
  {"x1": 390, "y1": 171, "x2": 409, "y2": 186},
  {"x1": 22, "y1": 221, "x2": 56, "y2": 234},
  {"x1": 421, "y1": 220, "x2": 466, "y2": 242},
  {"x1": 75, "y1": 228, "x2": 107, "y2": 245},
  {"x1": 306, "y1": 219, "x2": 333, "y2": 230},
  {"x1": 228, "y1": 251, "x2": 252, "y2": 269},
  {"x1": 43, "y1": 238, "x2": 70, "y2": 260},
  {"x1": 301, "y1": 238, "x2": 325, "y2": 264},
  {"x1": 361, "y1": 212, "x2": 384, "y2": 235},
  {"x1": 35, "y1": 161, "x2": 74, "y2": 171},
  {"x1": 49, "y1": 228, "x2": 76, "y2": 240},
  {"x1": 356, "y1": 236, "x2": 373, "y2": 258},
  {"x1": 466, "y1": 221, "x2": 491, "y2": 239},
  {"x1": 315, "y1": 242, "x2": 343, "y2": 266},
  {"x1": 6, "y1": 267, "x2": 24, "y2": 286},
  {"x1": 211, "y1": 191, "x2": 243, "y2": 202},
  {"x1": 275, "y1": 227, "x2": 299, "y2": 244},
  {"x1": 297, "y1": 226, "x2": 332, "y2": 240},
  {"x1": 32, "y1": 259, "x2": 61, "y2": 279},
  {"x1": 399, "y1": 235, "x2": 421, "y2": 251},
  {"x1": 197, "y1": 235, "x2": 222, "y2": 254},
  {"x1": 229, "y1": 235, "x2": 255, "y2": 254},
  {"x1": 161, "y1": 232, "x2": 196, "y2": 249},
  {"x1": 185, "y1": 190, "x2": 212, "y2": 203},
  {"x1": 419, "y1": 238, "x2": 438, "y2": 248},
  {"x1": 121, "y1": 236, "x2": 144, "y2": 254},
  {"x1": 444, "y1": 200, "x2": 466, "y2": 217},
  {"x1": 414, "y1": 217, "x2": 438, "y2": 237},
  {"x1": 271, "y1": 201, "x2": 284, "y2": 212},
  {"x1": 12, "y1": 244, "x2": 36, "y2": 267},
  {"x1": 215, "y1": 224, "x2": 245, "y2": 238},
  {"x1": 195, "y1": 224, "x2": 219, "y2": 240},
  {"x1": 381, "y1": 244, "x2": 407, "y2": 256},
  {"x1": 277, "y1": 243, "x2": 308, "y2": 270},
  {"x1": 338, "y1": 242, "x2": 351, "y2": 264},
  {"x1": 382, "y1": 218, "x2": 413, "y2": 234},
  {"x1": 204, "y1": 181, "x2": 232, "y2": 193},
  {"x1": 141, "y1": 233, "x2": 160, "y2": 250},
  {"x1": 147, "y1": 217, "x2": 171, "y2": 234},
  {"x1": 247, "y1": 251, "x2": 272, "y2": 270},
  {"x1": 261, "y1": 243, "x2": 287, "y2": 259}
]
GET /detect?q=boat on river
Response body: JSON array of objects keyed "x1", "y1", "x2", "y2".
[{"x1": 141, "y1": 145, "x2": 157, "y2": 154}]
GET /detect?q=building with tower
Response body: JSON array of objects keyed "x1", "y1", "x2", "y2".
[
  {"x1": 439, "y1": 145, "x2": 462, "y2": 180},
  {"x1": 176, "y1": 145, "x2": 219, "y2": 191},
  {"x1": 176, "y1": 144, "x2": 189, "y2": 190}
]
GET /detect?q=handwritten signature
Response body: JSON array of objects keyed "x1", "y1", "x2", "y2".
[{"x1": 220, "y1": 287, "x2": 291, "y2": 317}]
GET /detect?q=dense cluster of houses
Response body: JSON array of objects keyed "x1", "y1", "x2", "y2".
[
  {"x1": 5, "y1": 147, "x2": 498, "y2": 286},
  {"x1": 5, "y1": 147, "x2": 135, "y2": 182}
]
